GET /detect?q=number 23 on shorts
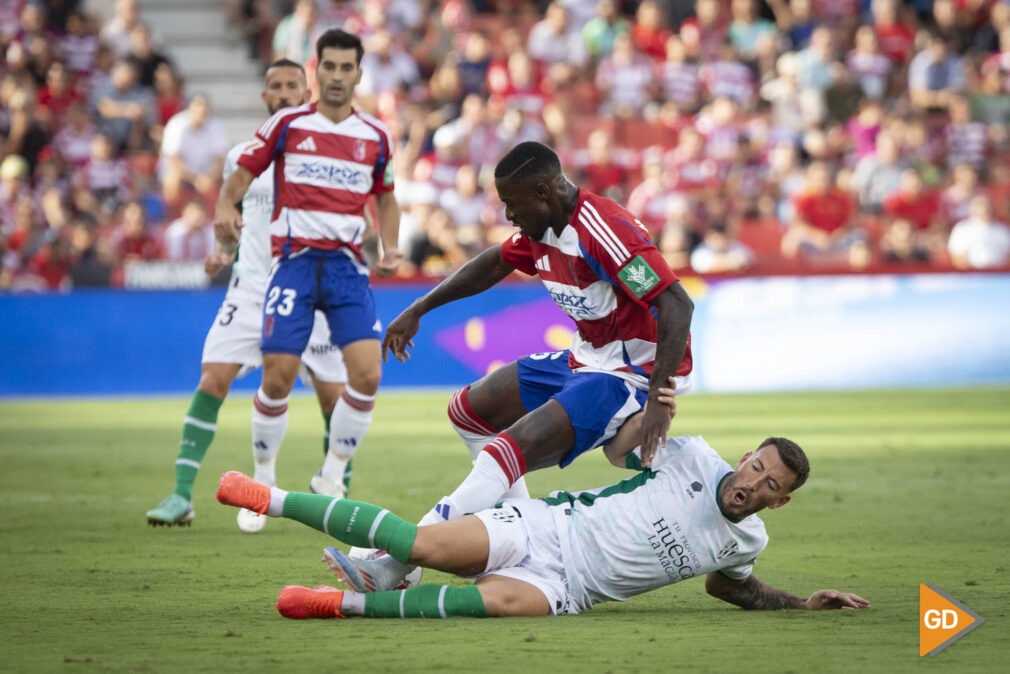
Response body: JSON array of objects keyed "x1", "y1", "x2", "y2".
[{"x1": 265, "y1": 287, "x2": 297, "y2": 316}]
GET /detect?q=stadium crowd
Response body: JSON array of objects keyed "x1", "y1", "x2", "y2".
[{"x1": 3, "y1": 0, "x2": 1010, "y2": 290}]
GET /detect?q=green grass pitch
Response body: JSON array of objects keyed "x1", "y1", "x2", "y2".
[{"x1": 1, "y1": 388, "x2": 1008, "y2": 673}]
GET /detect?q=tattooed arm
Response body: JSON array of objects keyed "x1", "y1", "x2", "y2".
[{"x1": 705, "y1": 572, "x2": 870, "y2": 611}]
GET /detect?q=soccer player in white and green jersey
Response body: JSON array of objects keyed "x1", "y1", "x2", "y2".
[
  {"x1": 215, "y1": 382, "x2": 870, "y2": 618},
  {"x1": 146, "y1": 60, "x2": 351, "y2": 531}
]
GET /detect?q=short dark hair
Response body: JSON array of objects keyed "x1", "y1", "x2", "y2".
[
  {"x1": 759, "y1": 437, "x2": 809, "y2": 492},
  {"x1": 316, "y1": 29, "x2": 364, "y2": 65},
  {"x1": 494, "y1": 141, "x2": 561, "y2": 183},
  {"x1": 266, "y1": 58, "x2": 306, "y2": 76}
]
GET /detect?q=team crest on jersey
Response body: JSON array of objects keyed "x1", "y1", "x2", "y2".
[
  {"x1": 716, "y1": 540, "x2": 739, "y2": 560},
  {"x1": 353, "y1": 139, "x2": 366, "y2": 162}
]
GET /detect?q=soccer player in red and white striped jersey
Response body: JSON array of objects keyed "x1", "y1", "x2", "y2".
[
  {"x1": 344, "y1": 142, "x2": 695, "y2": 591},
  {"x1": 213, "y1": 29, "x2": 403, "y2": 499}
]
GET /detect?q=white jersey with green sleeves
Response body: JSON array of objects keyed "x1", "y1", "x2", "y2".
[
  {"x1": 543, "y1": 435, "x2": 769, "y2": 612},
  {"x1": 223, "y1": 140, "x2": 275, "y2": 302}
]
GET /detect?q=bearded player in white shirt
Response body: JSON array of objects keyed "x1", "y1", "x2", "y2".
[
  {"x1": 147, "y1": 60, "x2": 352, "y2": 532},
  {"x1": 215, "y1": 381, "x2": 869, "y2": 618}
]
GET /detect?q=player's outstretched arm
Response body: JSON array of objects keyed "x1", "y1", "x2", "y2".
[
  {"x1": 382, "y1": 245, "x2": 515, "y2": 362},
  {"x1": 639, "y1": 283, "x2": 693, "y2": 467},
  {"x1": 214, "y1": 166, "x2": 255, "y2": 254},
  {"x1": 705, "y1": 572, "x2": 870, "y2": 611}
]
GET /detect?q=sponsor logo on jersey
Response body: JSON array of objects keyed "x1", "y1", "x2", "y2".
[
  {"x1": 716, "y1": 540, "x2": 739, "y2": 560},
  {"x1": 353, "y1": 139, "x2": 366, "y2": 162},
  {"x1": 618, "y1": 255, "x2": 661, "y2": 298},
  {"x1": 648, "y1": 518, "x2": 696, "y2": 581},
  {"x1": 294, "y1": 161, "x2": 370, "y2": 189},
  {"x1": 296, "y1": 135, "x2": 317, "y2": 152},
  {"x1": 549, "y1": 289, "x2": 595, "y2": 317}
]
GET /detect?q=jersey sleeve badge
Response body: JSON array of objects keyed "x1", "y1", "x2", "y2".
[{"x1": 618, "y1": 255, "x2": 661, "y2": 298}]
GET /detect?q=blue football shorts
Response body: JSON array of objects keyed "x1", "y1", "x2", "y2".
[
  {"x1": 260, "y1": 249, "x2": 380, "y2": 356},
  {"x1": 515, "y1": 350, "x2": 648, "y2": 468}
]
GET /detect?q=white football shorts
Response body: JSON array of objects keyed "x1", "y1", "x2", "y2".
[
  {"x1": 474, "y1": 499, "x2": 579, "y2": 616},
  {"x1": 201, "y1": 290, "x2": 347, "y2": 383}
]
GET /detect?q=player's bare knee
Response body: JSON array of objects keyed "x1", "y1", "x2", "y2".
[
  {"x1": 347, "y1": 368, "x2": 381, "y2": 396},
  {"x1": 198, "y1": 366, "x2": 234, "y2": 399}
]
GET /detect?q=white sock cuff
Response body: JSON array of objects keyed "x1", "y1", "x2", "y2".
[
  {"x1": 255, "y1": 388, "x2": 289, "y2": 407},
  {"x1": 342, "y1": 384, "x2": 376, "y2": 403},
  {"x1": 267, "y1": 486, "x2": 288, "y2": 517}
]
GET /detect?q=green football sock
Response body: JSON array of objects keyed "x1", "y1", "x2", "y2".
[
  {"x1": 363, "y1": 585, "x2": 487, "y2": 619},
  {"x1": 172, "y1": 389, "x2": 224, "y2": 500},
  {"x1": 282, "y1": 493, "x2": 416, "y2": 563}
]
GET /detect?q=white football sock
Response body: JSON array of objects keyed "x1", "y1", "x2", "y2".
[
  {"x1": 266, "y1": 486, "x2": 287, "y2": 517},
  {"x1": 252, "y1": 388, "x2": 289, "y2": 485},
  {"x1": 320, "y1": 385, "x2": 374, "y2": 481}
]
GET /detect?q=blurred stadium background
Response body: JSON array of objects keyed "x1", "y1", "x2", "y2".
[{"x1": 2, "y1": 0, "x2": 1010, "y2": 395}]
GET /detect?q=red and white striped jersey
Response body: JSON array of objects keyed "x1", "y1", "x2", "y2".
[
  {"x1": 500, "y1": 190, "x2": 693, "y2": 387},
  {"x1": 237, "y1": 102, "x2": 395, "y2": 258}
]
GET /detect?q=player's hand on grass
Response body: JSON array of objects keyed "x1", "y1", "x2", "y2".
[
  {"x1": 382, "y1": 309, "x2": 419, "y2": 363},
  {"x1": 374, "y1": 247, "x2": 403, "y2": 278},
  {"x1": 213, "y1": 203, "x2": 242, "y2": 252},
  {"x1": 204, "y1": 253, "x2": 232, "y2": 277},
  {"x1": 803, "y1": 590, "x2": 870, "y2": 610}
]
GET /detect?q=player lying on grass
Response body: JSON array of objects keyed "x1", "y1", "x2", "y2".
[{"x1": 215, "y1": 384, "x2": 869, "y2": 618}]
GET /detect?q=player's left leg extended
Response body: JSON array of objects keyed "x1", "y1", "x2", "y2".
[{"x1": 216, "y1": 472, "x2": 548, "y2": 619}]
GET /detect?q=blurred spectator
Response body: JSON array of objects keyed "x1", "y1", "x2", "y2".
[
  {"x1": 3, "y1": 86, "x2": 50, "y2": 174},
  {"x1": 100, "y1": 0, "x2": 141, "y2": 58},
  {"x1": 846, "y1": 25, "x2": 892, "y2": 102},
  {"x1": 908, "y1": 34, "x2": 966, "y2": 110},
  {"x1": 779, "y1": 0, "x2": 817, "y2": 49},
  {"x1": 940, "y1": 163, "x2": 984, "y2": 224},
  {"x1": 627, "y1": 149, "x2": 669, "y2": 229},
  {"x1": 690, "y1": 222, "x2": 755, "y2": 272},
  {"x1": 880, "y1": 217, "x2": 932, "y2": 263},
  {"x1": 53, "y1": 102, "x2": 96, "y2": 168},
  {"x1": 113, "y1": 201, "x2": 160, "y2": 262},
  {"x1": 783, "y1": 161, "x2": 867, "y2": 265},
  {"x1": 656, "y1": 35, "x2": 702, "y2": 112},
  {"x1": 658, "y1": 195, "x2": 699, "y2": 269},
  {"x1": 75, "y1": 133, "x2": 130, "y2": 216},
  {"x1": 971, "y1": 2, "x2": 1010, "y2": 54},
  {"x1": 882, "y1": 168, "x2": 942, "y2": 234},
  {"x1": 680, "y1": 0, "x2": 728, "y2": 62},
  {"x1": 845, "y1": 99, "x2": 883, "y2": 160},
  {"x1": 93, "y1": 59, "x2": 154, "y2": 151},
  {"x1": 851, "y1": 131, "x2": 906, "y2": 213},
  {"x1": 945, "y1": 94, "x2": 988, "y2": 172},
  {"x1": 630, "y1": 0, "x2": 672, "y2": 60},
  {"x1": 728, "y1": 0, "x2": 778, "y2": 61},
  {"x1": 527, "y1": 2, "x2": 587, "y2": 86},
  {"x1": 37, "y1": 62, "x2": 82, "y2": 134},
  {"x1": 582, "y1": 128, "x2": 627, "y2": 199},
  {"x1": 272, "y1": 0, "x2": 321, "y2": 64},
  {"x1": 59, "y1": 12, "x2": 98, "y2": 78},
  {"x1": 871, "y1": 0, "x2": 915, "y2": 66},
  {"x1": 457, "y1": 32, "x2": 492, "y2": 97},
  {"x1": 583, "y1": 0, "x2": 630, "y2": 60},
  {"x1": 1, "y1": 154, "x2": 31, "y2": 232},
  {"x1": 159, "y1": 94, "x2": 228, "y2": 209},
  {"x1": 439, "y1": 164, "x2": 485, "y2": 234},
  {"x1": 358, "y1": 29, "x2": 421, "y2": 99},
  {"x1": 126, "y1": 23, "x2": 172, "y2": 89},
  {"x1": 702, "y1": 39, "x2": 757, "y2": 105},
  {"x1": 595, "y1": 32, "x2": 652, "y2": 117},
  {"x1": 795, "y1": 26, "x2": 841, "y2": 93},
  {"x1": 947, "y1": 195, "x2": 1010, "y2": 268},
  {"x1": 163, "y1": 200, "x2": 214, "y2": 262}
]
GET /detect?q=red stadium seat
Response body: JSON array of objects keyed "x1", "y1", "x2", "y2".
[
  {"x1": 736, "y1": 217, "x2": 785, "y2": 257},
  {"x1": 619, "y1": 120, "x2": 676, "y2": 150},
  {"x1": 571, "y1": 115, "x2": 616, "y2": 147}
]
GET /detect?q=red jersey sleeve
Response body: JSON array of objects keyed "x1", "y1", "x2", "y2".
[
  {"x1": 499, "y1": 232, "x2": 537, "y2": 276},
  {"x1": 236, "y1": 106, "x2": 301, "y2": 177},
  {"x1": 578, "y1": 197, "x2": 677, "y2": 305}
]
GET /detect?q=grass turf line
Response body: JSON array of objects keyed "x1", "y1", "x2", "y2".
[{"x1": 0, "y1": 389, "x2": 1008, "y2": 673}]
